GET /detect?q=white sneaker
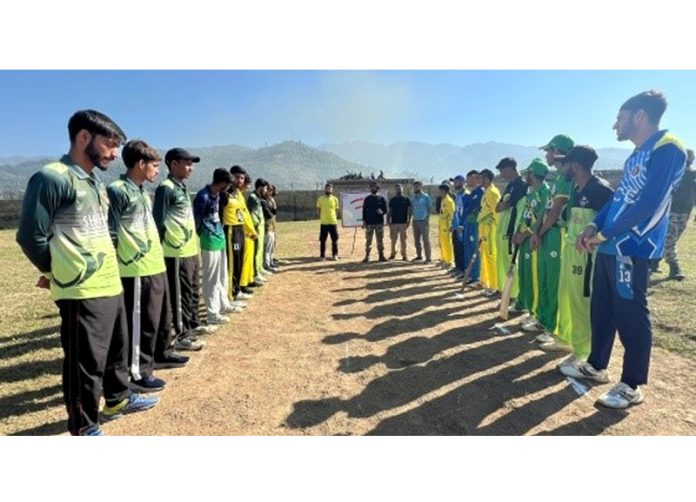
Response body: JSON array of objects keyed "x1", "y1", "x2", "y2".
[
  {"x1": 539, "y1": 339, "x2": 572, "y2": 352},
  {"x1": 597, "y1": 382, "x2": 644, "y2": 409},
  {"x1": 522, "y1": 320, "x2": 544, "y2": 332},
  {"x1": 255, "y1": 276, "x2": 268, "y2": 284},
  {"x1": 208, "y1": 314, "x2": 230, "y2": 325},
  {"x1": 558, "y1": 354, "x2": 580, "y2": 369},
  {"x1": 195, "y1": 325, "x2": 218, "y2": 335},
  {"x1": 235, "y1": 292, "x2": 252, "y2": 300},
  {"x1": 559, "y1": 361, "x2": 610, "y2": 383},
  {"x1": 483, "y1": 289, "x2": 497, "y2": 297},
  {"x1": 535, "y1": 331, "x2": 554, "y2": 343},
  {"x1": 230, "y1": 300, "x2": 247, "y2": 309},
  {"x1": 220, "y1": 305, "x2": 243, "y2": 315}
]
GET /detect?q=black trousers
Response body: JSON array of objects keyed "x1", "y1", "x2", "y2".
[
  {"x1": 164, "y1": 255, "x2": 201, "y2": 339},
  {"x1": 319, "y1": 224, "x2": 339, "y2": 257},
  {"x1": 122, "y1": 273, "x2": 167, "y2": 381},
  {"x1": 155, "y1": 276, "x2": 176, "y2": 360},
  {"x1": 225, "y1": 224, "x2": 245, "y2": 295},
  {"x1": 56, "y1": 294, "x2": 130, "y2": 435}
]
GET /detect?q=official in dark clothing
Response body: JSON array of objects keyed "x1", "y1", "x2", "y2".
[{"x1": 362, "y1": 182, "x2": 388, "y2": 262}]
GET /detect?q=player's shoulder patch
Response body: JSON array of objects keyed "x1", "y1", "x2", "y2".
[{"x1": 655, "y1": 132, "x2": 686, "y2": 152}]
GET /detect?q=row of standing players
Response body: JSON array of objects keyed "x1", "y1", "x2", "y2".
[
  {"x1": 314, "y1": 90, "x2": 693, "y2": 410},
  {"x1": 16, "y1": 110, "x2": 279, "y2": 435}
]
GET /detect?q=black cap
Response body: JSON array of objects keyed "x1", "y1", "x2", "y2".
[
  {"x1": 554, "y1": 145, "x2": 598, "y2": 170},
  {"x1": 164, "y1": 147, "x2": 201, "y2": 166}
]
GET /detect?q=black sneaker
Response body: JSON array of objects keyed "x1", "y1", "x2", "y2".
[
  {"x1": 412, "y1": 256, "x2": 423, "y2": 262},
  {"x1": 131, "y1": 375, "x2": 166, "y2": 393},
  {"x1": 154, "y1": 353, "x2": 189, "y2": 369},
  {"x1": 241, "y1": 287, "x2": 255, "y2": 295}
]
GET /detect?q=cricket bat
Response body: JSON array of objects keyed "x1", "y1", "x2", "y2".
[
  {"x1": 461, "y1": 238, "x2": 483, "y2": 290},
  {"x1": 498, "y1": 245, "x2": 520, "y2": 320}
]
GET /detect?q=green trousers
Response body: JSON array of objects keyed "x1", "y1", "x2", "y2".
[
  {"x1": 515, "y1": 239, "x2": 535, "y2": 312},
  {"x1": 536, "y1": 226, "x2": 562, "y2": 332},
  {"x1": 556, "y1": 208, "x2": 595, "y2": 358},
  {"x1": 495, "y1": 209, "x2": 518, "y2": 297}
]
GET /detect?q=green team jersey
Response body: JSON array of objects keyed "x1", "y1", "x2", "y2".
[
  {"x1": 519, "y1": 182, "x2": 550, "y2": 233},
  {"x1": 153, "y1": 175, "x2": 199, "y2": 258},
  {"x1": 544, "y1": 175, "x2": 575, "y2": 228},
  {"x1": 16, "y1": 155, "x2": 122, "y2": 301},
  {"x1": 107, "y1": 174, "x2": 167, "y2": 278},
  {"x1": 247, "y1": 192, "x2": 264, "y2": 228}
]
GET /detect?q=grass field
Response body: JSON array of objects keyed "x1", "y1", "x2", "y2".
[{"x1": 1, "y1": 217, "x2": 695, "y2": 435}]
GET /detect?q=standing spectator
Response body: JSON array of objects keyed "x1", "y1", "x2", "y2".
[
  {"x1": 193, "y1": 168, "x2": 239, "y2": 325},
  {"x1": 362, "y1": 181, "x2": 388, "y2": 263},
  {"x1": 16, "y1": 110, "x2": 158, "y2": 436},
  {"x1": 410, "y1": 180, "x2": 433, "y2": 262},
  {"x1": 438, "y1": 183, "x2": 455, "y2": 268},
  {"x1": 652, "y1": 148, "x2": 695, "y2": 280},
  {"x1": 478, "y1": 169, "x2": 501, "y2": 295},
  {"x1": 387, "y1": 183, "x2": 411, "y2": 261},
  {"x1": 154, "y1": 148, "x2": 210, "y2": 353},
  {"x1": 316, "y1": 182, "x2": 340, "y2": 260},
  {"x1": 107, "y1": 139, "x2": 169, "y2": 393},
  {"x1": 566, "y1": 90, "x2": 686, "y2": 408}
]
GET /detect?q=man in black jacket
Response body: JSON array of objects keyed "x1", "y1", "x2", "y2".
[{"x1": 362, "y1": 182, "x2": 388, "y2": 263}]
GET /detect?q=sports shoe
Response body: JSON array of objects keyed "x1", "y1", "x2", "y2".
[
  {"x1": 208, "y1": 314, "x2": 230, "y2": 325},
  {"x1": 80, "y1": 424, "x2": 105, "y2": 436},
  {"x1": 255, "y1": 276, "x2": 268, "y2": 284},
  {"x1": 247, "y1": 281, "x2": 262, "y2": 288},
  {"x1": 175, "y1": 336, "x2": 205, "y2": 351},
  {"x1": 230, "y1": 300, "x2": 247, "y2": 309},
  {"x1": 379, "y1": 255, "x2": 387, "y2": 262},
  {"x1": 240, "y1": 287, "x2": 255, "y2": 295},
  {"x1": 597, "y1": 382, "x2": 644, "y2": 409},
  {"x1": 195, "y1": 325, "x2": 218, "y2": 335},
  {"x1": 507, "y1": 304, "x2": 526, "y2": 314},
  {"x1": 101, "y1": 393, "x2": 160, "y2": 422},
  {"x1": 424, "y1": 258, "x2": 432, "y2": 263},
  {"x1": 262, "y1": 268, "x2": 274, "y2": 275},
  {"x1": 130, "y1": 375, "x2": 166, "y2": 393},
  {"x1": 154, "y1": 353, "x2": 189, "y2": 369},
  {"x1": 388, "y1": 254, "x2": 396, "y2": 261},
  {"x1": 559, "y1": 361, "x2": 610, "y2": 383},
  {"x1": 558, "y1": 354, "x2": 580, "y2": 370},
  {"x1": 522, "y1": 320, "x2": 544, "y2": 332},
  {"x1": 411, "y1": 256, "x2": 423, "y2": 262},
  {"x1": 483, "y1": 288, "x2": 497, "y2": 297},
  {"x1": 535, "y1": 331, "x2": 554, "y2": 343},
  {"x1": 220, "y1": 304, "x2": 243, "y2": 315},
  {"x1": 539, "y1": 339, "x2": 572, "y2": 352},
  {"x1": 236, "y1": 292, "x2": 253, "y2": 300}
]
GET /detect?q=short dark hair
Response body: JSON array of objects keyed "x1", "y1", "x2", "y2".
[
  {"x1": 620, "y1": 90, "x2": 668, "y2": 124},
  {"x1": 495, "y1": 157, "x2": 517, "y2": 170},
  {"x1": 213, "y1": 168, "x2": 233, "y2": 184},
  {"x1": 466, "y1": 170, "x2": 479, "y2": 177},
  {"x1": 121, "y1": 139, "x2": 161, "y2": 169},
  {"x1": 325, "y1": 183, "x2": 334, "y2": 188},
  {"x1": 480, "y1": 169, "x2": 494, "y2": 182},
  {"x1": 68, "y1": 109, "x2": 126, "y2": 144},
  {"x1": 413, "y1": 180, "x2": 423, "y2": 186},
  {"x1": 255, "y1": 178, "x2": 269, "y2": 189},
  {"x1": 230, "y1": 165, "x2": 247, "y2": 176},
  {"x1": 438, "y1": 183, "x2": 450, "y2": 192}
]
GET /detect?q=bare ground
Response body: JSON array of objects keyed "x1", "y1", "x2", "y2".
[{"x1": 3, "y1": 224, "x2": 696, "y2": 435}]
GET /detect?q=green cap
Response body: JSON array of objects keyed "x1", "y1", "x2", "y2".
[
  {"x1": 540, "y1": 134, "x2": 574, "y2": 154},
  {"x1": 524, "y1": 158, "x2": 549, "y2": 178}
]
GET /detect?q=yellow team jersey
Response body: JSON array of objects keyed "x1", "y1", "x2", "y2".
[
  {"x1": 478, "y1": 185, "x2": 501, "y2": 226},
  {"x1": 317, "y1": 195, "x2": 339, "y2": 225}
]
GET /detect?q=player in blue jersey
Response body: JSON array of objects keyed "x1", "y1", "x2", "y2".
[{"x1": 563, "y1": 90, "x2": 687, "y2": 409}]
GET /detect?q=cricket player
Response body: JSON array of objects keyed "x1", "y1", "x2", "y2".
[
  {"x1": 563, "y1": 90, "x2": 686, "y2": 409},
  {"x1": 463, "y1": 170, "x2": 484, "y2": 284},
  {"x1": 478, "y1": 169, "x2": 501, "y2": 295},
  {"x1": 451, "y1": 174, "x2": 468, "y2": 275},
  {"x1": 438, "y1": 183, "x2": 455, "y2": 268}
]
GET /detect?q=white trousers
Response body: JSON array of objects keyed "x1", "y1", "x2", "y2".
[{"x1": 201, "y1": 249, "x2": 232, "y2": 317}]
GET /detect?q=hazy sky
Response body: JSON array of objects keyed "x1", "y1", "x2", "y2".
[{"x1": 1, "y1": 70, "x2": 695, "y2": 157}]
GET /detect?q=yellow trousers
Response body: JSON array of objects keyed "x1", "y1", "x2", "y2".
[
  {"x1": 479, "y1": 223, "x2": 497, "y2": 290},
  {"x1": 438, "y1": 219, "x2": 454, "y2": 266},
  {"x1": 241, "y1": 236, "x2": 255, "y2": 286}
]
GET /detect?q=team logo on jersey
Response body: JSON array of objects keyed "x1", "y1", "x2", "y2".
[
  {"x1": 525, "y1": 253, "x2": 530, "y2": 259},
  {"x1": 579, "y1": 196, "x2": 589, "y2": 207},
  {"x1": 550, "y1": 251, "x2": 558, "y2": 258}
]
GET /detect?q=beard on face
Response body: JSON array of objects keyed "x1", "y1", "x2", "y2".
[{"x1": 85, "y1": 138, "x2": 108, "y2": 171}]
